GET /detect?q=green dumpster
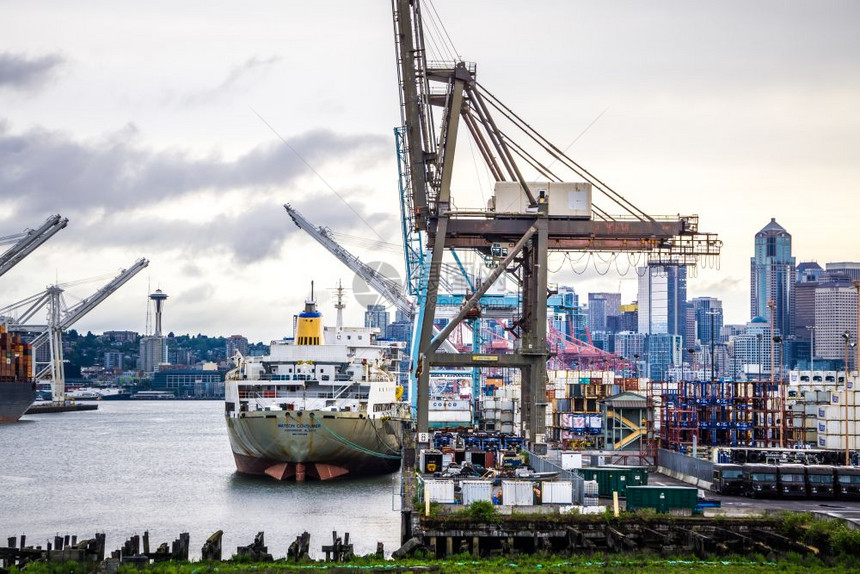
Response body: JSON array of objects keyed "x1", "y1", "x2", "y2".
[{"x1": 625, "y1": 486, "x2": 698, "y2": 513}]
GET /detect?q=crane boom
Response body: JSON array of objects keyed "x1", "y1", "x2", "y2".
[
  {"x1": 29, "y1": 258, "x2": 150, "y2": 352},
  {"x1": 284, "y1": 204, "x2": 413, "y2": 317},
  {"x1": 0, "y1": 214, "x2": 68, "y2": 278}
]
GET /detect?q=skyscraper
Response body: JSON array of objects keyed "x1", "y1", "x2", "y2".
[
  {"x1": 690, "y1": 297, "x2": 723, "y2": 347},
  {"x1": 814, "y1": 277, "x2": 858, "y2": 370},
  {"x1": 750, "y1": 218, "x2": 795, "y2": 348},
  {"x1": 637, "y1": 264, "x2": 687, "y2": 339},
  {"x1": 364, "y1": 304, "x2": 390, "y2": 333},
  {"x1": 587, "y1": 292, "x2": 621, "y2": 332}
]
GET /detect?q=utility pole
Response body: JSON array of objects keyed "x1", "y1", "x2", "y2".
[{"x1": 844, "y1": 331, "x2": 852, "y2": 466}]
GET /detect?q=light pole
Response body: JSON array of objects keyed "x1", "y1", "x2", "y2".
[
  {"x1": 768, "y1": 300, "x2": 776, "y2": 448},
  {"x1": 706, "y1": 309, "x2": 719, "y2": 382},
  {"x1": 843, "y1": 331, "x2": 852, "y2": 466},
  {"x1": 774, "y1": 334, "x2": 784, "y2": 448}
]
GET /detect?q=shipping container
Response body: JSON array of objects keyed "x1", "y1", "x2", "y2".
[
  {"x1": 420, "y1": 450, "x2": 444, "y2": 474},
  {"x1": 424, "y1": 480, "x2": 455, "y2": 503},
  {"x1": 461, "y1": 480, "x2": 493, "y2": 505},
  {"x1": 542, "y1": 481, "x2": 574, "y2": 504},
  {"x1": 502, "y1": 480, "x2": 534, "y2": 506},
  {"x1": 561, "y1": 452, "x2": 582, "y2": 470},
  {"x1": 578, "y1": 466, "x2": 647, "y2": 497},
  {"x1": 625, "y1": 486, "x2": 698, "y2": 513}
]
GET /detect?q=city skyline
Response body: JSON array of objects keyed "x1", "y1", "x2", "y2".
[{"x1": 1, "y1": 2, "x2": 858, "y2": 342}]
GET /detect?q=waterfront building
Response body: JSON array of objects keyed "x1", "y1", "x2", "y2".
[
  {"x1": 749, "y1": 218, "x2": 795, "y2": 366},
  {"x1": 151, "y1": 368, "x2": 225, "y2": 399}
]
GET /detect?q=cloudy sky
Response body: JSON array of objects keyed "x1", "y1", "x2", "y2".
[{"x1": 1, "y1": 1, "x2": 858, "y2": 342}]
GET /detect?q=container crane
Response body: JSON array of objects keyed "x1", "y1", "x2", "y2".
[
  {"x1": 283, "y1": 204, "x2": 465, "y2": 407},
  {"x1": 0, "y1": 257, "x2": 149, "y2": 402},
  {"x1": 0, "y1": 214, "x2": 68, "y2": 279},
  {"x1": 391, "y1": 1, "x2": 721, "y2": 444}
]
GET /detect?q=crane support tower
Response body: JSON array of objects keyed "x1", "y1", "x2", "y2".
[
  {"x1": 0, "y1": 258, "x2": 149, "y2": 402},
  {"x1": 391, "y1": 1, "x2": 721, "y2": 447}
]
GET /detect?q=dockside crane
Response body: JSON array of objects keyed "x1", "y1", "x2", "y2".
[
  {"x1": 391, "y1": 0, "x2": 721, "y2": 445},
  {"x1": 0, "y1": 214, "x2": 68, "y2": 279},
  {"x1": 0, "y1": 257, "x2": 149, "y2": 402}
]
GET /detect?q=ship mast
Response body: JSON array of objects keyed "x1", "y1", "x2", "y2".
[{"x1": 334, "y1": 279, "x2": 345, "y2": 329}]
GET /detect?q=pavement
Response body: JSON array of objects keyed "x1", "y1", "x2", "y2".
[{"x1": 648, "y1": 471, "x2": 860, "y2": 527}]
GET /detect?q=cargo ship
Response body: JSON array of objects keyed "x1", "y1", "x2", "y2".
[
  {"x1": 224, "y1": 286, "x2": 410, "y2": 481},
  {"x1": 0, "y1": 325, "x2": 36, "y2": 423}
]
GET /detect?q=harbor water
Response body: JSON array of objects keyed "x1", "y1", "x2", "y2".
[{"x1": 0, "y1": 401, "x2": 402, "y2": 558}]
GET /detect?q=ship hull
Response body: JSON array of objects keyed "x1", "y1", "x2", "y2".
[
  {"x1": 226, "y1": 410, "x2": 405, "y2": 481},
  {"x1": 0, "y1": 381, "x2": 37, "y2": 423}
]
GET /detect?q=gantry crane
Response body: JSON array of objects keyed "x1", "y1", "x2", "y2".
[
  {"x1": 391, "y1": 1, "x2": 721, "y2": 445},
  {"x1": 0, "y1": 214, "x2": 68, "y2": 279},
  {"x1": 0, "y1": 258, "x2": 149, "y2": 402}
]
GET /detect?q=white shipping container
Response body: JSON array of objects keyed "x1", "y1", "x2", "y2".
[
  {"x1": 542, "y1": 481, "x2": 574, "y2": 504},
  {"x1": 492, "y1": 181, "x2": 592, "y2": 218},
  {"x1": 561, "y1": 452, "x2": 583, "y2": 470},
  {"x1": 442, "y1": 453, "x2": 454, "y2": 468},
  {"x1": 425, "y1": 480, "x2": 455, "y2": 503},
  {"x1": 461, "y1": 480, "x2": 493, "y2": 505},
  {"x1": 500, "y1": 422, "x2": 515, "y2": 434},
  {"x1": 502, "y1": 481, "x2": 534, "y2": 506}
]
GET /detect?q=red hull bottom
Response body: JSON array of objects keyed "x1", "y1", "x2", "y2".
[{"x1": 232, "y1": 452, "x2": 399, "y2": 482}]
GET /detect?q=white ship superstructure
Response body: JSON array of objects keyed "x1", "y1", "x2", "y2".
[{"x1": 224, "y1": 286, "x2": 409, "y2": 481}]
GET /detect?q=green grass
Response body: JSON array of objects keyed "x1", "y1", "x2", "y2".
[{"x1": 9, "y1": 554, "x2": 859, "y2": 574}]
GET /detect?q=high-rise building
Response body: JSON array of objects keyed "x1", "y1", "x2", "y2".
[
  {"x1": 646, "y1": 333, "x2": 682, "y2": 381},
  {"x1": 226, "y1": 335, "x2": 249, "y2": 358},
  {"x1": 826, "y1": 262, "x2": 860, "y2": 282},
  {"x1": 618, "y1": 303, "x2": 638, "y2": 332},
  {"x1": 690, "y1": 297, "x2": 723, "y2": 347},
  {"x1": 729, "y1": 317, "x2": 781, "y2": 380},
  {"x1": 104, "y1": 351, "x2": 124, "y2": 370},
  {"x1": 364, "y1": 304, "x2": 390, "y2": 333},
  {"x1": 587, "y1": 292, "x2": 621, "y2": 332},
  {"x1": 814, "y1": 277, "x2": 858, "y2": 370},
  {"x1": 750, "y1": 219, "x2": 795, "y2": 353},
  {"x1": 637, "y1": 264, "x2": 687, "y2": 341}
]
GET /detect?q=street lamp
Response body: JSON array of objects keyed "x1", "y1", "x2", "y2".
[
  {"x1": 687, "y1": 348, "x2": 696, "y2": 382},
  {"x1": 706, "y1": 309, "x2": 719, "y2": 382},
  {"x1": 843, "y1": 331, "x2": 852, "y2": 466},
  {"x1": 774, "y1": 334, "x2": 784, "y2": 448}
]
